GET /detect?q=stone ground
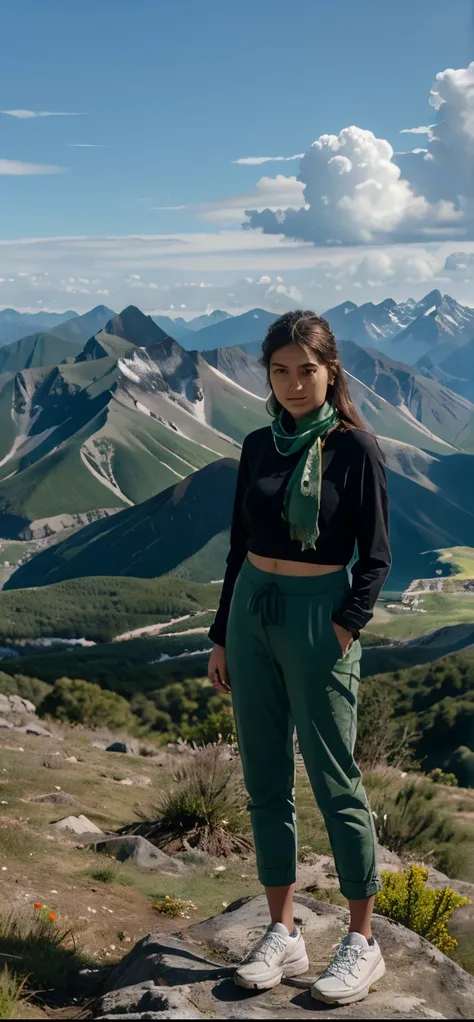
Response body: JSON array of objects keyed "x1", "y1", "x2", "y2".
[
  {"x1": 94, "y1": 894, "x2": 474, "y2": 1020},
  {"x1": 1, "y1": 718, "x2": 474, "y2": 1017}
]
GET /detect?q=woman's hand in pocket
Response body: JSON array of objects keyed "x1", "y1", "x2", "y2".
[
  {"x1": 332, "y1": 621, "x2": 354, "y2": 658},
  {"x1": 208, "y1": 644, "x2": 231, "y2": 693}
]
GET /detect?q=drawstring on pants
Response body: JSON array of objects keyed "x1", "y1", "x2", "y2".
[{"x1": 247, "y1": 583, "x2": 285, "y2": 627}]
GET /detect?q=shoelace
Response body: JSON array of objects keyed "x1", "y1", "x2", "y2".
[
  {"x1": 323, "y1": 943, "x2": 366, "y2": 981},
  {"x1": 244, "y1": 930, "x2": 288, "y2": 964}
]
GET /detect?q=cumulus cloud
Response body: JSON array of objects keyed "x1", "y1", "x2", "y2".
[
  {"x1": 1, "y1": 109, "x2": 85, "y2": 119},
  {"x1": 0, "y1": 160, "x2": 65, "y2": 175},
  {"x1": 396, "y1": 63, "x2": 474, "y2": 208},
  {"x1": 245, "y1": 126, "x2": 461, "y2": 244},
  {"x1": 243, "y1": 62, "x2": 474, "y2": 246},
  {"x1": 233, "y1": 154, "x2": 304, "y2": 164}
]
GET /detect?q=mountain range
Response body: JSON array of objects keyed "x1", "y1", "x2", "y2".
[{"x1": 0, "y1": 294, "x2": 473, "y2": 593}]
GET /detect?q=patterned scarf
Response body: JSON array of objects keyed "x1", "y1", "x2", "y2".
[{"x1": 271, "y1": 401, "x2": 339, "y2": 550}]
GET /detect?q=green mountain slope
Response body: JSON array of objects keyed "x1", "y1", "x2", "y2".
[
  {"x1": 339, "y1": 341, "x2": 474, "y2": 454},
  {"x1": 186, "y1": 308, "x2": 278, "y2": 352},
  {"x1": 49, "y1": 305, "x2": 116, "y2": 344},
  {"x1": 0, "y1": 575, "x2": 217, "y2": 643},
  {"x1": 0, "y1": 368, "x2": 238, "y2": 532},
  {"x1": 0, "y1": 332, "x2": 84, "y2": 374},
  {"x1": 6, "y1": 446, "x2": 474, "y2": 592},
  {"x1": 5, "y1": 458, "x2": 238, "y2": 587}
]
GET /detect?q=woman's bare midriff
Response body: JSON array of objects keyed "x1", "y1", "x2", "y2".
[{"x1": 247, "y1": 551, "x2": 344, "y2": 577}]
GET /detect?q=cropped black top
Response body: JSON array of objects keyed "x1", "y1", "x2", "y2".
[{"x1": 208, "y1": 422, "x2": 391, "y2": 646}]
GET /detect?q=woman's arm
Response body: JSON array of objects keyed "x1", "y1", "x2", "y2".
[
  {"x1": 332, "y1": 433, "x2": 392, "y2": 638},
  {"x1": 208, "y1": 438, "x2": 250, "y2": 647}
]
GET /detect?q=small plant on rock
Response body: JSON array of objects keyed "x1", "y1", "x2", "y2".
[
  {"x1": 153, "y1": 895, "x2": 196, "y2": 919},
  {"x1": 375, "y1": 865, "x2": 470, "y2": 954}
]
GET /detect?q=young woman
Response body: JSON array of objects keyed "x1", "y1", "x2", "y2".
[{"x1": 207, "y1": 310, "x2": 392, "y2": 1006}]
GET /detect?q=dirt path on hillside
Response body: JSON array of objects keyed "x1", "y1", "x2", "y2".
[{"x1": 114, "y1": 611, "x2": 212, "y2": 642}]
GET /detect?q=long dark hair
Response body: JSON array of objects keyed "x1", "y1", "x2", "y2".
[{"x1": 261, "y1": 309, "x2": 367, "y2": 431}]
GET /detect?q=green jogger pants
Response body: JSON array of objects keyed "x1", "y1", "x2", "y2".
[{"x1": 226, "y1": 558, "x2": 381, "y2": 901}]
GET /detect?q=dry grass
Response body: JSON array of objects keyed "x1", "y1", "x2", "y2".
[{"x1": 120, "y1": 745, "x2": 253, "y2": 857}]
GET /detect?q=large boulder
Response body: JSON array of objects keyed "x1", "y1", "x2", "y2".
[
  {"x1": 0, "y1": 693, "x2": 36, "y2": 715},
  {"x1": 86, "y1": 835, "x2": 187, "y2": 874},
  {"x1": 94, "y1": 893, "x2": 474, "y2": 1019}
]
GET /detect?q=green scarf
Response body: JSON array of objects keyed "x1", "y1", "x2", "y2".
[{"x1": 271, "y1": 401, "x2": 339, "y2": 551}]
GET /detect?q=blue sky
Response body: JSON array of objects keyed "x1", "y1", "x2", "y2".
[{"x1": 1, "y1": 0, "x2": 474, "y2": 315}]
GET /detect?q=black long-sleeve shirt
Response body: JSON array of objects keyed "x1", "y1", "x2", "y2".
[{"x1": 208, "y1": 421, "x2": 391, "y2": 646}]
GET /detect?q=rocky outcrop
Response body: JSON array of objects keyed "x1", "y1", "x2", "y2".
[
  {"x1": 0, "y1": 693, "x2": 36, "y2": 716},
  {"x1": 52, "y1": 815, "x2": 104, "y2": 836},
  {"x1": 94, "y1": 894, "x2": 474, "y2": 1019},
  {"x1": 0, "y1": 692, "x2": 54, "y2": 737},
  {"x1": 85, "y1": 835, "x2": 187, "y2": 874}
]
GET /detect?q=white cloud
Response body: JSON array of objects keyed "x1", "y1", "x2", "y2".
[
  {"x1": 154, "y1": 175, "x2": 305, "y2": 226},
  {"x1": 1, "y1": 109, "x2": 85, "y2": 119},
  {"x1": 68, "y1": 143, "x2": 107, "y2": 148},
  {"x1": 238, "y1": 62, "x2": 474, "y2": 247},
  {"x1": 399, "y1": 126, "x2": 434, "y2": 134},
  {"x1": 126, "y1": 275, "x2": 158, "y2": 289},
  {"x1": 0, "y1": 159, "x2": 65, "y2": 175},
  {"x1": 2, "y1": 232, "x2": 474, "y2": 315},
  {"x1": 232, "y1": 154, "x2": 304, "y2": 164},
  {"x1": 395, "y1": 63, "x2": 474, "y2": 210},
  {"x1": 245, "y1": 125, "x2": 461, "y2": 244}
]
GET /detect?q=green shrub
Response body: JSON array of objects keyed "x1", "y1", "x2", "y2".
[
  {"x1": 375, "y1": 865, "x2": 470, "y2": 954},
  {"x1": 363, "y1": 649, "x2": 474, "y2": 785},
  {"x1": 428, "y1": 767, "x2": 458, "y2": 787},
  {"x1": 39, "y1": 676, "x2": 137, "y2": 729},
  {"x1": 123, "y1": 745, "x2": 251, "y2": 856},
  {"x1": 130, "y1": 680, "x2": 232, "y2": 741},
  {"x1": 371, "y1": 781, "x2": 471, "y2": 877},
  {"x1": 86, "y1": 866, "x2": 133, "y2": 886},
  {"x1": 356, "y1": 684, "x2": 416, "y2": 770},
  {"x1": 0, "y1": 670, "x2": 51, "y2": 705},
  {"x1": 180, "y1": 705, "x2": 236, "y2": 745},
  {"x1": 448, "y1": 746, "x2": 474, "y2": 788},
  {"x1": 153, "y1": 895, "x2": 196, "y2": 918}
]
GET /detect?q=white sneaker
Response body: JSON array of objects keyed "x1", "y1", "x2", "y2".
[
  {"x1": 234, "y1": 922, "x2": 309, "y2": 991},
  {"x1": 311, "y1": 932, "x2": 385, "y2": 1006}
]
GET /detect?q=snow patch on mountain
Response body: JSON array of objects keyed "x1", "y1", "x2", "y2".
[{"x1": 80, "y1": 441, "x2": 134, "y2": 506}]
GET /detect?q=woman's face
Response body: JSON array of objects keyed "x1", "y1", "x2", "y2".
[{"x1": 269, "y1": 343, "x2": 332, "y2": 419}]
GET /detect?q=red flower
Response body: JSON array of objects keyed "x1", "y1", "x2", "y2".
[
  {"x1": 34, "y1": 902, "x2": 42, "y2": 910},
  {"x1": 48, "y1": 912, "x2": 56, "y2": 922}
]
